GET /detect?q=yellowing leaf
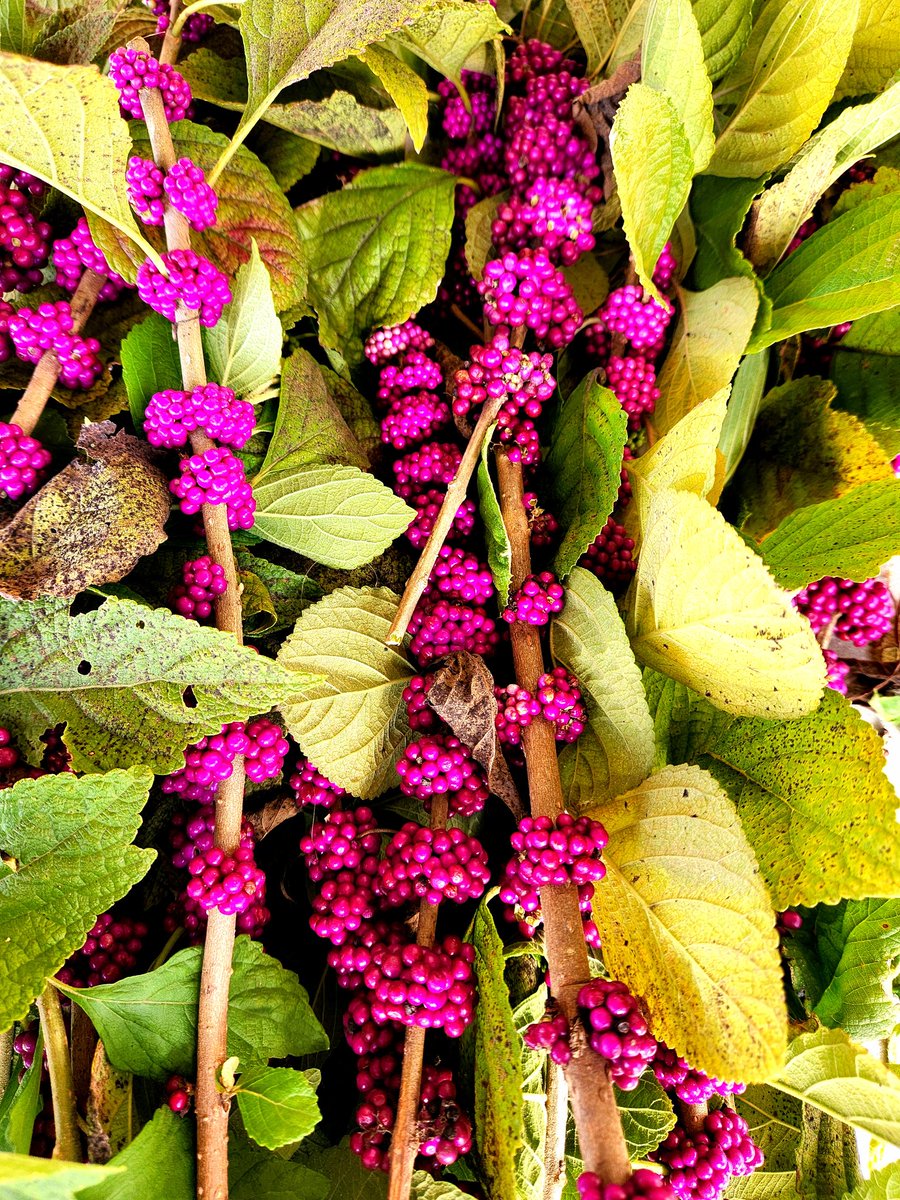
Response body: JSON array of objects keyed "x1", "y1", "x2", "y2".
[
  {"x1": 277, "y1": 587, "x2": 415, "y2": 799},
  {"x1": 587, "y1": 765, "x2": 787, "y2": 1082},
  {"x1": 625, "y1": 488, "x2": 825, "y2": 718},
  {"x1": 611, "y1": 83, "x2": 694, "y2": 304},
  {"x1": 359, "y1": 44, "x2": 428, "y2": 152},
  {"x1": 708, "y1": 0, "x2": 857, "y2": 178},
  {"x1": 205, "y1": 239, "x2": 283, "y2": 399},
  {"x1": 563, "y1": 0, "x2": 632, "y2": 74},
  {"x1": 655, "y1": 277, "x2": 759, "y2": 434},
  {"x1": 838, "y1": 0, "x2": 900, "y2": 97},
  {"x1": 550, "y1": 568, "x2": 655, "y2": 809},
  {"x1": 388, "y1": 1, "x2": 508, "y2": 86},
  {"x1": 690, "y1": 0, "x2": 753, "y2": 81},
  {"x1": 642, "y1": 0, "x2": 715, "y2": 172}
]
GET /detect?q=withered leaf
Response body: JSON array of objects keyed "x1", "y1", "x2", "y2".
[
  {"x1": 427, "y1": 651, "x2": 524, "y2": 819},
  {"x1": 245, "y1": 793, "x2": 302, "y2": 841},
  {"x1": 0, "y1": 422, "x2": 169, "y2": 600},
  {"x1": 572, "y1": 54, "x2": 641, "y2": 199},
  {"x1": 86, "y1": 1039, "x2": 133, "y2": 1164}
]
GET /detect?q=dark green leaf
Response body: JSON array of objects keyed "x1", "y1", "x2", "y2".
[
  {"x1": 813, "y1": 900, "x2": 900, "y2": 1038},
  {"x1": 230, "y1": 1125, "x2": 329, "y2": 1200},
  {"x1": 78, "y1": 1109, "x2": 194, "y2": 1200},
  {"x1": 832, "y1": 348, "x2": 900, "y2": 457},
  {"x1": 477, "y1": 433, "x2": 512, "y2": 608},
  {"x1": 0, "y1": 1029, "x2": 43, "y2": 1154},
  {"x1": 120, "y1": 314, "x2": 183, "y2": 432}
]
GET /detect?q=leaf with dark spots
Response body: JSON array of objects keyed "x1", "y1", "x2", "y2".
[
  {"x1": 0, "y1": 423, "x2": 169, "y2": 602},
  {"x1": 427, "y1": 651, "x2": 524, "y2": 819}
]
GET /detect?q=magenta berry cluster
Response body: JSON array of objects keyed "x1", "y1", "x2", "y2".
[
  {"x1": 578, "y1": 979, "x2": 657, "y2": 1090},
  {"x1": 376, "y1": 823, "x2": 490, "y2": 907},
  {"x1": 0, "y1": 727, "x2": 19, "y2": 771},
  {"x1": 793, "y1": 576, "x2": 894, "y2": 646},
  {"x1": 164, "y1": 157, "x2": 218, "y2": 230},
  {"x1": 392, "y1": 442, "x2": 462, "y2": 498},
  {"x1": 495, "y1": 683, "x2": 541, "y2": 746},
  {"x1": 407, "y1": 491, "x2": 475, "y2": 549},
  {"x1": 137, "y1": 248, "x2": 231, "y2": 328},
  {"x1": 377, "y1": 351, "x2": 444, "y2": 407},
  {"x1": 126, "y1": 156, "x2": 166, "y2": 226},
  {"x1": 823, "y1": 648, "x2": 850, "y2": 695},
  {"x1": 289, "y1": 758, "x2": 346, "y2": 809},
  {"x1": 650, "y1": 1108, "x2": 763, "y2": 1200},
  {"x1": 168, "y1": 555, "x2": 228, "y2": 620},
  {"x1": 578, "y1": 1169, "x2": 677, "y2": 1200},
  {"x1": 606, "y1": 355, "x2": 660, "y2": 430},
  {"x1": 653, "y1": 242, "x2": 678, "y2": 292},
  {"x1": 0, "y1": 421, "x2": 51, "y2": 501},
  {"x1": 536, "y1": 668, "x2": 586, "y2": 742},
  {"x1": 438, "y1": 71, "x2": 496, "y2": 140},
  {"x1": 0, "y1": 168, "x2": 52, "y2": 293},
  {"x1": 7, "y1": 298, "x2": 104, "y2": 389},
  {"x1": 300, "y1": 807, "x2": 381, "y2": 944},
  {"x1": 363, "y1": 936, "x2": 476, "y2": 1037},
  {"x1": 402, "y1": 673, "x2": 439, "y2": 732},
  {"x1": 500, "y1": 813, "x2": 608, "y2": 912},
  {"x1": 651, "y1": 1044, "x2": 743, "y2": 1106},
  {"x1": 169, "y1": 446, "x2": 255, "y2": 530},
  {"x1": 52, "y1": 216, "x2": 129, "y2": 301},
  {"x1": 492, "y1": 177, "x2": 596, "y2": 265},
  {"x1": 381, "y1": 390, "x2": 450, "y2": 451},
  {"x1": 170, "y1": 804, "x2": 267, "y2": 919},
  {"x1": 423, "y1": 545, "x2": 495, "y2": 606},
  {"x1": 162, "y1": 722, "x2": 248, "y2": 802},
  {"x1": 243, "y1": 717, "x2": 290, "y2": 782},
  {"x1": 452, "y1": 333, "x2": 555, "y2": 430},
  {"x1": 166, "y1": 1076, "x2": 194, "y2": 1115},
  {"x1": 144, "y1": 383, "x2": 254, "y2": 449},
  {"x1": 503, "y1": 571, "x2": 565, "y2": 625},
  {"x1": 364, "y1": 320, "x2": 434, "y2": 365},
  {"x1": 108, "y1": 47, "x2": 192, "y2": 122},
  {"x1": 580, "y1": 518, "x2": 636, "y2": 590},
  {"x1": 479, "y1": 250, "x2": 583, "y2": 347},
  {"x1": 599, "y1": 285, "x2": 673, "y2": 355},
  {"x1": 396, "y1": 734, "x2": 490, "y2": 816},
  {"x1": 408, "y1": 599, "x2": 501, "y2": 667},
  {"x1": 57, "y1": 913, "x2": 148, "y2": 988},
  {"x1": 523, "y1": 1010, "x2": 571, "y2": 1064}
]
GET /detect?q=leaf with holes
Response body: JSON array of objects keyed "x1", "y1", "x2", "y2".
[
  {"x1": 205, "y1": 239, "x2": 283, "y2": 400},
  {"x1": 586, "y1": 764, "x2": 787, "y2": 1082},
  {"x1": 0, "y1": 767, "x2": 154, "y2": 1032}
]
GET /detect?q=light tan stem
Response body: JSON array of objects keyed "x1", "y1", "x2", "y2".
[
  {"x1": 544, "y1": 1059, "x2": 568, "y2": 1200},
  {"x1": 0, "y1": 1030, "x2": 12, "y2": 1102},
  {"x1": 158, "y1": 0, "x2": 183, "y2": 64},
  {"x1": 37, "y1": 984, "x2": 81, "y2": 1162}
]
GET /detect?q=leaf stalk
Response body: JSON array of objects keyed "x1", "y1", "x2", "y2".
[{"x1": 36, "y1": 983, "x2": 81, "y2": 1162}]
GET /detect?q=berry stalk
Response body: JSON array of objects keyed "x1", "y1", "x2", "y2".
[
  {"x1": 36, "y1": 983, "x2": 80, "y2": 1161},
  {"x1": 495, "y1": 448, "x2": 630, "y2": 1188},
  {"x1": 132, "y1": 38, "x2": 244, "y2": 1200},
  {"x1": 386, "y1": 791, "x2": 448, "y2": 1200}
]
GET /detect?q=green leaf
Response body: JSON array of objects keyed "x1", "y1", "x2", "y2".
[
  {"x1": 735, "y1": 376, "x2": 895, "y2": 540},
  {"x1": 235, "y1": 551, "x2": 322, "y2": 634},
  {"x1": 772, "y1": 1026, "x2": 900, "y2": 1148},
  {"x1": 0, "y1": 767, "x2": 154, "y2": 1032},
  {"x1": 359, "y1": 44, "x2": 427, "y2": 152},
  {"x1": 511, "y1": 986, "x2": 547, "y2": 1199},
  {"x1": 278, "y1": 587, "x2": 415, "y2": 799},
  {"x1": 0, "y1": 53, "x2": 157, "y2": 266},
  {"x1": 295, "y1": 1137, "x2": 387, "y2": 1200},
  {"x1": 586, "y1": 765, "x2": 787, "y2": 1082},
  {"x1": 296, "y1": 163, "x2": 455, "y2": 364},
  {"x1": 0, "y1": 1154, "x2": 121, "y2": 1200},
  {"x1": 748, "y1": 193, "x2": 900, "y2": 351},
  {"x1": 477, "y1": 433, "x2": 512, "y2": 608},
  {"x1": 795, "y1": 1105, "x2": 862, "y2": 1200},
  {"x1": 718, "y1": 349, "x2": 770, "y2": 482},
  {"x1": 745, "y1": 79, "x2": 900, "y2": 275},
  {"x1": 59, "y1": 936, "x2": 327, "y2": 1081},
  {"x1": 708, "y1": 0, "x2": 857, "y2": 178},
  {"x1": 842, "y1": 1163, "x2": 900, "y2": 1200},
  {"x1": 205, "y1": 239, "x2": 283, "y2": 400},
  {"x1": 562, "y1": 254, "x2": 610, "y2": 316},
  {"x1": 625, "y1": 488, "x2": 825, "y2": 718},
  {"x1": 389, "y1": 2, "x2": 508, "y2": 87},
  {"x1": 252, "y1": 124, "x2": 320, "y2": 192},
  {"x1": 757, "y1": 479, "x2": 900, "y2": 588},
  {"x1": 616, "y1": 1075, "x2": 677, "y2": 1159},
  {"x1": 545, "y1": 373, "x2": 628, "y2": 578},
  {"x1": 0, "y1": 1028, "x2": 43, "y2": 1154},
  {"x1": 642, "y1": 0, "x2": 715, "y2": 172},
  {"x1": 253, "y1": 465, "x2": 414, "y2": 569},
  {"x1": 611, "y1": 82, "x2": 694, "y2": 304},
  {"x1": 551, "y1": 567, "x2": 655, "y2": 809},
  {"x1": 465, "y1": 192, "x2": 506, "y2": 284},
  {"x1": 838, "y1": 0, "x2": 900, "y2": 98},
  {"x1": 78, "y1": 1109, "x2": 194, "y2": 1200},
  {"x1": 841, "y1": 307, "x2": 900, "y2": 356},
  {"x1": 736, "y1": 1085, "x2": 803, "y2": 1174},
  {"x1": 560, "y1": 0, "x2": 630, "y2": 74},
  {"x1": 410, "y1": 1175, "x2": 473, "y2": 1200},
  {"x1": 0, "y1": 596, "x2": 298, "y2": 773},
  {"x1": 464, "y1": 901, "x2": 523, "y2": 1200},
  {"x1": 813, "y1": 900, "x2": 900, "y2": 1039},
  {"x1": 655, "y1": 278, "x2": 759, "y2": 434},
  {"x1": 230, "y1": 1126, "x2": 329, "y2": 1200},
  {"x1": 120, "y1": 314, "x2": 183, "y2": 432},
  {"x1": 236, "y1": 1066, "x2": 320, "y2": 1151},
  {"x1": 690, "y1": 173, "x2": 767, "y2": 290},
  {"x1": 689, "y1": 0, "x2": 753, "y2": 80},
  {"x1": 832, "y1": 348, "x2": 900, "y2": 458}
]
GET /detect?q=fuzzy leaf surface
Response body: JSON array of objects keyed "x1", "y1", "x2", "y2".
[
  {"x1": 655, "y1": 278, "x2": 758, "y2": 434},
  {"x1": 708, "y1": 0, "x2": 856, "y2": 177},
  {"x1": 551, "y1": 568, "x2": 655, "y2": 809},
  {"x1": 230, "y1": 1131, "x2": 328, "y2": 1200},
  {"x1": 561, "y1": 0, "x2": 630, "y2": 74},
  {"x1": 625, "y1": 488, "x2": 825, "y2": 718},
  {"x1": 611, "y1": 83, "x2": 693, "y2": 303},
  {"x1": 120, "y1": 313, "x2": 183, "y2": 431},
  {"x1": 545, "y1": 373, "x2": 628, "y2": 578},
  {"x1": 586, "y1": 765, "x2": 787, "y2": 1082},
  {"x1": 205, "y1": 239, "x2": 282, "y2": 399},
  {"x1": 0, "y1": 768, "x2": 154, "y2": 1032},
  {"x1": 0, "y1": 596, "x2": 297, "y2": 773},
  {"x1": 642, "y1": 0, "x2": 714, "y2": 171},
  {"x1": 813, "y1": 900, "x2": 900, "y2": 1039},
  {"x1": 236, "y1": 1067, "x2": 321, "y2": 1151},
  {"x1": 296, "y1": 163, "x2": 455, "y2": 363},
  {"x1": 278, "y1": 587, "x2": 415, "y2": 799},
  {"x1": 59, "y1": 937, "x2": 327, "y2": 1080},
  {"x1": 78, "y1": 1109, "x2": 193, "y2": 1200}
]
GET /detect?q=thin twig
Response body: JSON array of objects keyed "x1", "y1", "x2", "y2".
[
  {"x1": 10, "y1": 269, "x2": 106, "y2": 437},
  {"x1": 543, "y1": 1059, "x2": 568, "y2": 1200},
  {"x1": 134, "y1": 38, "x2": 245, "y2": 1200},
  {"x1": 495, "y1": 449, "x2": 631, "y2": 1186},
  {"x1": 0, "y1": 1029, "x2": 12, "y2": 1102},
  {"x1": 386, "y1": 394, "x2": 507, "y2": 645},
  {"x1": 386, "y1": 792, "x2": 449, "y2": 1200},
  {"x1": 37, "y1": 984, "x2": 81, "y2": 1162},
  {"x1": 158, "y1": 0, "x2": 183, "y2": 65}
]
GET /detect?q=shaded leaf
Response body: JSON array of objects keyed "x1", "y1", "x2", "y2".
[
  {"x1": 230, "y1": 1127, "x2": 329, "y2": 1200},
  {"x1": 120, "y1": 313, "x2": 182, "y2": 432},
  {"x1": 84, "y1": 1041, "x2": 133, "y2": 1165},
  {"x1": 205, "y1": 239, "x2": 283, "y2": 399},
  {"x1": 295, "y1": 1137, "x2": 387, "y2": 1200},
  {"x1": 813, "y1": 899, "x2": 900, "y2": 1039},
  {"x1": 615, "y1": 1075, "x2": 677, "y2": 1159},
  {"x1": 718, "y1": 349, "x2": 770, "y2": 482},
  {"x1": 832, "y1": 348, "x2": 900, "y2": 458},
  {"x1": 359, "y1": 44, "x2": 427, "y2": 152},
  {"x1": 689, "y1": 0, "x2": 753, "y2": 80},
  {"x1": 251, "y1": 124, "x2": 320, "y2": 192},
  {"x1": 236, "y1": 1066, "x2": 320, "y2": 1151},
  {"x1": 78, "y1": 1109, "x2": 193, "y2": 1200},
  {"x1": 235, "y1": 549, "x2": 322, "y2": 634},
  {"x1": 465, "y1": 193, "x2": 506, "y2": 284},
  {"x1": 0, "y1": 1028, "x2": 43, "y2": 1154},
  {"x1": 390, "y1": 2, "x2": 507, "y2": 86},
  {"x1": 642, "y1": 0, "x2": 715, "y2": 172},
  {"x1": 690, "y1": 173, "x2": 767, "y2": 290},
  {"x1": 477, "y1": 432, "x2": 512, "y2": 607}
]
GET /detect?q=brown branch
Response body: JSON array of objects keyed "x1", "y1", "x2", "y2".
[
  {"x1": 158, "y1": 0, "x2": 183, "y2": 64},
  {"x1": 0, "y1": 1029, "x2": 12, "y2": 1103},
  {"x1": 134, "y1": 38, "x2": 245, "y2": 1200},
  {"x1": 678, "y1": 1101, "x2": 708, "y2": 1137},
  {"x1": 386, "y1": 394, "x2": 508, "y2": 645},
  {"x1": 37, "y1": 984, "x2": 81, "y2": 1161},
  {"x1": 386, "y1": 792, "x2": 448, "y2": 1200},
  {"x1": 544, "y1": 1059, "x2": 568, "y2": 1200},
  {"x1": 495, "y1": 449, "x2": 630, "y2": 1187},
  {"x1": 10, "y1": 269, "x2": 106, "y2": 437}
]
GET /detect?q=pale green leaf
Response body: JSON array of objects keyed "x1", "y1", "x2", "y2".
[
  {"x1": 708, "y1": 0, "x2": 857, "y2": 178},
  {"x1": 120, "y1": 314, "x2": 182, "y2": 431},
  {"x1": 0, "y1": 767, "x2": 154, "y2": 1032},
  {"x1": 545, "y1": 373, "x2": 628, "y2": 578},
  {"x1": 59, "y1": 936, "x2": 327, "y2": 1080},
  {"x1": 0, "y1": 596, "x2": 298, "y2": 773},
  {"x1": 586, "y1": 765, "x2": 787, "y2": 1082},
  {"x1": 296, "y1": 163, "x2": 455, "y2": 363},
  {"x1": 689, "y1": 0, "x2": 753, "y2": 80},
  {"x1": 842, "y1": 1162, "x2": 900, "y2": 1200},
  {"x1": 253, "y1": 465, "x2": 414, "y2": 569},
  {"x1": 236, "y1": 1067, "x2": 320, "y2": 1151},
  {"x1": 841, "y1": 307, "x2": 900, "y2": 356},
  {"x1": 616, "y1": 1076, "x2": 677, "y2": 1159},
  {"x1": 718, "y1": 349, "x2": 770, "y2": 482},
  {"x1": 773, "y1": 1027, "x2": 900, "y2": 1148},
  {"x1": 745, "y1": 79, "x2": 900, "y2": 274},
  {"x1": 832, "y1": 348, "x2": 900, "y2": 458},
  {"x1": 736, "y1": 1085, "x2": 803, "y2": 1174},
  {"x1": 205, "y1": 240, "x2": 283, "y2": 399},
  {"x1": 511, "y1": 986, "x2": 548, "y2": 1200},
  {"x1": 359, "y1": 44, "x2": 427, "y2": 151},
  {"x1": 389, "y1": 2, "x2": 508, "y2": 86},
  {"x1": 757, "y1": 479, "x2": 900, "y2": 588},
  {"x1": 551, "y1": 567, "x2": 655, "y2": 809},
  {"x1": 748, "y1": 192, "x2": 900, "y2": 351},
  {"x1": 411, "y1": 1174, "x2": 472, "y2": 1200},
  {"x1": 78, "y1": 1109, "x2": 193, "y2": 1200},
  {"x1": 563, "y1": 0, "x2": 631, "y2": 75},
  {"x1": 655, "y1": 278, "x2": 759, "y2": 434},
  {"x1": 838, "y1": 0, "x2": 900, "y2": 98},
  {"x1": 477, "y1": 432, "x2": 512, "y2": 608},
  {"x1": 0, "y1": 53, "x2": 157, "y2": 265},
  {"x1": 278, "y1": 587, "x2": 415, "y2": 799},
  {"x1": 0, "y1": 1155, "x2": 121, "y2": 1200},
  {"x1": 642, "y1": 0, "x2": 715, "y2": 172},
  {"x1": 465, "y1": 192, "x2": 506, "y2": 284},
  {"x1": 727, "y1": 1173, "x2": 802, "y2": 1199},
  {"x1": 611, "y1": 83, "x2": 693, "y2": 303},
  {"x1": 813, "y1": 900, "x2": 900, "y2": 1039},
  {"x1": 625, "y1": 488, "x2": 825, "y2": 718}
]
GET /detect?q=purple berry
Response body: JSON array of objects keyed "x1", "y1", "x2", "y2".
[
  {"x1": 578, "y1": 1168, "x2": 677, "y2": 1200},
  {"x1": 652, "y1": 242, "x2": 678, "y2": 292},
  {"x1": 380, "y1": 390, "x2": 450, "y2": 450},
  {"x1": 0, "y1": 173, "x2": 53, "y2": 293},
  {"x1": 406, "y1": 490, "x2": 476, "y2": 550},
  {"x1": 650, "y1": 1109, "x2": 763, "y2": 1200},
  {"x1": 524, "y1": 491, "x2": 559, "y2": 546},
  {"x1": 651, "y1": 1044, "x2": 744, "y2": 1105},
  {"x1": 492, "y1": 177, "x2": 597, "y2": 265},
  {"x1": 578, "y1": 978, "x2": 657, "y2": 1090},
  {"x1": 144, "y1": 383, "x2": 254, "y2": 449},
  {"x1": 0, "y1": 727, "x2": 20, "y2": 771},
  {"x1": 503, "y1": 571, "x2": 565, "y2": 626},
  {"x1": 171, "y1": 804, "x2": 267, "y2": 919},
  {"x1": 423, "y1": 545, "x2": 495, "y2": 606},
  {"x1": 375, "y1": 823, "x2": 490, "y2": 907},
  {"x1": 536, "y1": 667, "x2": 586, "y2": 742},
  {"x1": 162, "y1": 722, "x2": 249, "y2": 802},
  {"x1": 580, "y1": 518, "x2": 636, "y2": 590},
  {"x1": 56, "y1": 912, "x2": 149, "y2": 988},
  {"x1": 168, "y1": 555, "x2": 227, "y2": 620},
  {"x1": 495, "y1": 683, "x2": 541, "y2": 746},
  {"x1": 392, "y1": 441, "x2": 461, "y2": 498},
  {"x1": 823, "y1": 648, "x2": 850, "y2": 694},
  {"x1": 500, "y1": 813, "x2": 608, "y2": 919},
  {"x1": 289, "y1": 758, "x2": 346, "y2": 809},
  {"x1": 0, "y1": 421, "x2": 51, "y2": 500},
  {"x1": 606, "y1": 354, "x2": 660, "y2": 430},
  {"x1": 402, "y1": 673, "x2": 439, "y2": 732},
  {"x1": 364, "y1": 320, "x2": 434, "y2": 365},
  {"x1": 126, "y1": 156, "x2": 165, "y2": 226},
  {"x1": 408, "y1": 599, "x2": 501, "y2": 667},
  {"x1": 164, "y1": 157, "x2": 218, "y2": 231},
  {"x1": 524, "y1": 1011, "x2": 572, "y2": 1064},
  {"x1": 52, "y1": 217, "x2": 129, "y2": 301},
  {"x1": 137, "y1": 248, "x2": 231, "y2": 327},
  {"x1": 478, "y1": 250, "x2": 583, "y2": 348},
  {"x1": 243, "y1": 716, "x2": 290, "y2": 782},
  {"x1": 452, "y1": 333, "x2": 555, "y2": 427},
  {"x1": 600, "y1": 285, "x2": 673, "y2": 355},
  {"x1": 108, "y1": 46, "x2": 192, "y2": 122},
  {"x1": 793, "y1": 576, "x2": 894, "y2": 646},
  {"x1": 377, "y1": 351, "x2": 444, "y2": 408},
  {"x1": 363, "y1": 935, "x2": 476, "y2": 1037},
  {"x1": 396, "y1": 734, "x2": 490, "y2": 816},
  {"x1": 301, "y1": 807, "x2": 381, "y2": 944},
  {"x1": 169, "y1": 446, "x2": 255, "y2": 530}
]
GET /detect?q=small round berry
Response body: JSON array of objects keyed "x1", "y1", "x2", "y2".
[
  {"x1": 126, "y1": 156, "x2": 166, "y2": 226},
  {"x1": 168, "y1": 555, "x2": 228, "y2": 620},
  {"x1": 145, "y1": 383, "x2": 254, "y2": 449},
  {"x1": 108, "y1": 47, "x2": 191, "y2": 122},
  {"x1": 0, "y1": 422, "x2": 51, "y2": 501},
  {"x1": 164, "y1": 157, "x2": 218, "y2": 231},
  {"x1": 137, "y1": 248, "x2": 231, "y2": 328},
  {"x1": 503, "y1": 571, "x2": 565, "y2": 626}
]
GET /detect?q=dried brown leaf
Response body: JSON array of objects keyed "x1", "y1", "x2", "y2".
[
  {"x1": 572, "y1": 54, "x2": 641, "y2": 198},
  {"x1": 245, "y1": 793, "x2": 301, "y2": 840},
  {"x1": 85, "y1": 1039, "x2": 133, "y2": 1164}
]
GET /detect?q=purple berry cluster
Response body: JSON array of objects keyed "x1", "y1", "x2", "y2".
[
  {"x1": 364, "y1": 320, "x2": 434, "y2": 365},
  {"x1": 580, "y1": 517, "x2": 637, "y2": 591},
  {"x1": 56, "y1": 912, "x2": 148, "y2": 987},
  {"x1": 478, "y1": 250, "x2": 583, "y2": 348},
  {"x1": 523, "y1": 1009, "x2": 571, "y2": 1063},
  {"x1": 392, "y1": 442, "x2": 462, "y2": 498},
  {"x1": 577, "y1": 979, "x2": 657, "y2": 1090},
  {"x1": 578, "y1": 1169, "x2": 676, "y2": 1200},
  {"x1": 650, "y1": 1108, "x2": 763, "y2": 1200},
  {"x1": 536, "y1": 668, "x2": 586, "y2": 742},
  {"x1": 108, "y1": 47, "x2": 192, "y2": 123},
  {"x1": 168, "y1": 555, "x2": 228, "y2": 620},
  {"x1": 375, "y1": 824, "x2": 491, "y2": 907},
  {"x1": 144, "y1": 383, "x2": 254, "y2": 449},
  {"x1": 8, "y1": 301, "x2": 104, "y2": 390},
  {"x1": 136, "y1": 248, "x2": 231, "y2": 328},
  {"x1": 169, "y1": 805, "x2": 269, "y2": 930},
  {"x1": 793, "y1": 576, "x2": 894, "y2": 646},
  {"x1": 0, "y1": 727, "x2": 19, "y2": 771},
  {"x1": 503, "y1": 570, "x2": 565, "y2": 625},
  {"x1": 0, "y1": 421, "x2": 51, "y2": 501},
  {"x1": 162, "y1": 721, "x2": 248, "y2": 803},
  {"x1": 146, "y1": 0, "x2": 214, "y2": 40},
  {"x1": 290, "y1": 757, "x2": 346, "y2": 809},
  {"x1": 0, "y1": 164, "x2": 52, "y2": 293},
  {"x1": 651, "y1": 1045, "x2": 744, "y2": 1106},
  {"x1": 126, "y1": 156, "x2": 166, "y2": 226},
  {"x1": 363, "y1": 937, "x2": 476, "y2": 1037},
  {"x1": 300, "y1": 806, "x2": 381, "y2": 944},
  {"x1": 422, "y1": 545, "x2": 495, "y2": 606},
  {"x1": 408, "y1": 598, "x2": 500, "y2": 665},
  {"x1": 396, "y1": 734, "x2": 490, "y2": 817},
  {"x1": 495, "y1": 683, "x2": 541, "y2": 746},
  {"x1": 169, "y1": 446, "x2": 255, "y2": 529},
  {"x1": 524, "y1": 491, "x2": 560, "y2": 546},
  {"x1": 52, "y1": 216, "x2": 130, "y2": 302},
  {"x1": 605, "y1": 354, "x2": 660, "y2": 431},
  {"x1": 500, "y1": 813, "x2": 608, "y2": 920},
  {"x1": 164, "y1": 157, "x2": 218, "y2": 231},
  {"x1": 243, "y1": 716, "x2": 290, "y2": 783},
  {"x1": 599, "y1": 285, "x2": 673, "y2": 355}
]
